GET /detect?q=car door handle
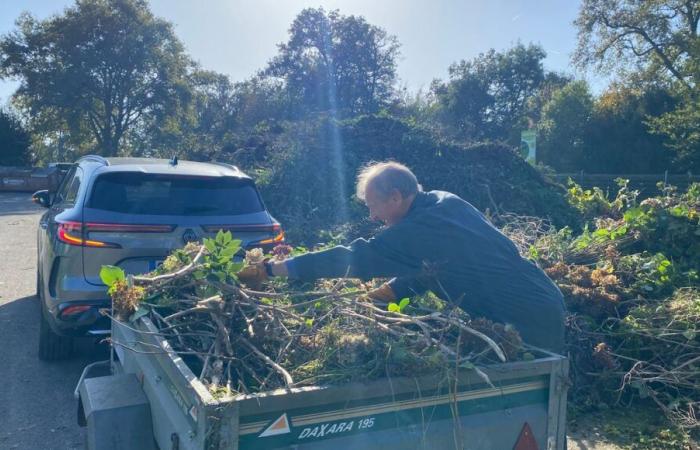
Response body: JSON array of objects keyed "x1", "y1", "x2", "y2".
[{"x1": 40, "y1": 222, "x2": 48, "y2": 229}]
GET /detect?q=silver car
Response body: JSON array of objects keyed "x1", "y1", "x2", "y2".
[{"x1": 33, "y1": 156, "x2": 283, "y2": 360}]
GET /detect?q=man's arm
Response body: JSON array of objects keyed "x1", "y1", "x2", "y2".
[{"x1": 283, "y1": 224, "x2": 424, "y2": 282}]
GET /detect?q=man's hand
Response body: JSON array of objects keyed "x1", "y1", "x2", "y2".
[
  {"x1": 367, "y1": 283, "x2": 396, "y2": 302},
  {"x1": 237, "y1": 262, "x2": 268, "y2": 290}
]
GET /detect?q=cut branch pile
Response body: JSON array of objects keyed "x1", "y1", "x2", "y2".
[
  {"x1": 106, "y1": 237, "x2": 523, "y2": 398},
  {"x1": 502, "y1": 180, "x2": 700, "y2": 429}
]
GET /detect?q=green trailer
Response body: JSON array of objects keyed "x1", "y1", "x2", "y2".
[{"x1": 77, "y1": 316, "x2": 568, "y2": 449}]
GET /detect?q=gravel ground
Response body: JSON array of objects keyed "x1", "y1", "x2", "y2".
[{"x1": 0, "y1": 191, "x2": 625, "y2": 450}]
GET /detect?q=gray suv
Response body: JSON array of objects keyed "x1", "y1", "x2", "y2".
[{"x1": 33, "y1": 156, "x2": 283, "y2": 360}]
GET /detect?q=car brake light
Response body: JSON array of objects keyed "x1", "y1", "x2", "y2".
[
  {"x1": 57, "y1": 222, "x2": 175, "y2": 248},
  {"x1": 57, "y1": 221, "x2": 117, "y2": 248},
  {"x1": 258, "y1": 229, "x2": 285, "y2": 245}
]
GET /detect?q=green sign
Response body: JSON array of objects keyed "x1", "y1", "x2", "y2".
[{"x1": 520, "y1": 130, "x2": 536, "y2": 164}]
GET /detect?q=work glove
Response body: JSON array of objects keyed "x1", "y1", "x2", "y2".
[
  {"x1": 366, "y1": 283, "x2": 396, "y2": 302},
  {"x1": 237, "y1": 261, "x2": 269, "y2": 290}
]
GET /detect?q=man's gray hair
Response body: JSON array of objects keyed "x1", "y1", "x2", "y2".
[{"x1": 356, "y1": 161, "x2": 422, "y2": 201}]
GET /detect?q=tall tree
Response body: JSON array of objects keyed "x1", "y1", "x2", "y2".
[
  {"x1": 0, "y1": 108, "x2": 31, "y2": 166},
  {"x1": 574, "y1": 0, "x2": 700, "y2": 170},
  {"x1": 0, "y1": 0, "x2": 191, "y2": 157},
  {"x1": 574, "y1": 0, "x2": 699, "y2": 90},
  {"x1": 265, "y1": 8, "x2": 400, "y2": 116},
  {"x1": 538, "y1": 81, "x2": 595, "y2": 171},
  {"x1": 431, "y1": 43, "x2": 549, "y2": 143}
]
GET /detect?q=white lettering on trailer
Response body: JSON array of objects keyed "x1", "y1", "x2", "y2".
[{"x1": 297, "y1": 417, "x2": 373, "y2": 440}]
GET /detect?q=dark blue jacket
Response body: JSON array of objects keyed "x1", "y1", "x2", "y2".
[{"x1": 288, "y1": 190, "x2": 566, "y2": 352}]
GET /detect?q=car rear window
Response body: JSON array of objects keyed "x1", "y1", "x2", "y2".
[{"x1": 88, "y1": 173, "x2": 265, "y2": 216}]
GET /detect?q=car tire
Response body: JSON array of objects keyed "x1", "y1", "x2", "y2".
[{"x1": 38, "y1": 303, "x2": 74, "y2": 361}]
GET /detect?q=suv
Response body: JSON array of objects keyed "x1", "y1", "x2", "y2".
[{"x1": 32, "y1": 156, "x2": 283, "y2": 360}]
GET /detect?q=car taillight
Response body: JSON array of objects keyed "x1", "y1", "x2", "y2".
[
  {"x1": 57, "y1": 221, "x2": 117, "y2": 248},
  {"x1": 57, "y1": 221, "x2": 175, "y2": 248}
]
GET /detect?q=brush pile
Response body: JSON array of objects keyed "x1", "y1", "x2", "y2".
[
  {"x1": 502, "y1": 180, "x2": 700, "y2": 428},
  {"x1": 103, "y1": 234, "x2": 524, "y2": 398}
]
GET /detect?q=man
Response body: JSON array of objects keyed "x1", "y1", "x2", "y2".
[{"x1": 240, "y1": 161, "x2": 566, "y2": 353}]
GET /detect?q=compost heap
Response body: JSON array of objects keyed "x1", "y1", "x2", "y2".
[
  {"x1": 503, "y1": 180, "x2": 700, "y2": 429},
  {"x1": 104, "y1": 238, "x2": 525, "y2": 398}
]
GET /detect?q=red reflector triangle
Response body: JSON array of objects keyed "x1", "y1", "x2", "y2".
[{"x1": 513, "y1": 422, "x2": 539, "y2": 450}]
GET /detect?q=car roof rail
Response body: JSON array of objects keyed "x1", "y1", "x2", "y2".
[
  {"x1": 208, "y1": 160, "x2": 239, "y2": 171},
  {"x1": 208, "y1": 160, "x2": 250, "y2": 178},
  {"x1": 77, "y1": 155, "x2": 110, "y2": 166}
]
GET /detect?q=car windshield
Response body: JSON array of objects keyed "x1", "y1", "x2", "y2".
[{"x1": 88, "y1": 172, "x2": 264, "y2": 216}]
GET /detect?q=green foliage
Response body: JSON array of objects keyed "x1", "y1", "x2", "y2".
[
  {"x1": 265, "y1": 7, "x2": 400, "y2": 117},
  {"x1": 0, "y1": 108, "x2": 31, "y2": 165},
  {"x1": 387, "y1": 298, "x2": 410, "y2": 313},
  {"x1": 0, "y1": 0, "x2": 192, "y2": 158},
  {"x1": 538, "y1": 81, "x2": 594, "y2": 171},
  {"x1": 430, "y1": 43, "x2": 548, "y2": 144},
  {"x1": 574, "y1": 0, "x2": 700, "y2": 172},
  {"x1": 99, "y1": 265, "x2": 125, "y2": 294},
  {"x1": 195, "y1": 231, "x2": 243, "y2": 285},
  {"x1": 251, "y1": 114, "x2": 578, "y2": 244},
  {"x1": 648, "y1": 97, "x2": 700, "y2": 172},
  {"x1": 534, "y1": 180, "x2": 700, "y2": 427}
]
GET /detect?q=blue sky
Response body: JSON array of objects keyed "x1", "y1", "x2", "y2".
[{"x1": 0, "y1": 0, "x2": 606, "y2": 105}]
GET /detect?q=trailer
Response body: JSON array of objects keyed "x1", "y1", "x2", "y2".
[{"x1": 77, "y1": 315, "x2": 568, "y2": 449}]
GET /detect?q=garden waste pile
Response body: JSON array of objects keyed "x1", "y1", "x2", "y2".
[
  {"x1": 101, "y1": 235, "x2": 524, "y2": 398},
  {"x1": 511, "y1": 180, "x2": 700, "y2": 429}
]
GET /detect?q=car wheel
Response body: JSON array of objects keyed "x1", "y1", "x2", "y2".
[{"x1": 38, "y1": 305, "x2": 74, "y2": 361}]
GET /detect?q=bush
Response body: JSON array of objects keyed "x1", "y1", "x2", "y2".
[{"x1": 229, "y1": 115, "x2": 579, "y2": 244}]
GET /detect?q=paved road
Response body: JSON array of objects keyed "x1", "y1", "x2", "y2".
[{"x1": 0, "y1": 192, "x2": 106, "y2": 450}]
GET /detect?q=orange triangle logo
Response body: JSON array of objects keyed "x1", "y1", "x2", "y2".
[{"x1": 259, "y1": 413, "x2": 291, "y2": 437}]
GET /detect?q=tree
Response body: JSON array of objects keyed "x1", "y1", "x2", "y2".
[
  {"x1": 431, "y1": 43, "x2": 549, "y2": 143},
  {"x1": 648, "y1": 97, "x2": 700, "y2": 171},
  {"x1": 265, "y1": 8, "x2": 400, "y2": 116},
  {"x1": 0, "y1": 0, "x2": 192, "y2": 157},
  {"x1": 587, "y1": 84, "x2": 676, "y2": 172},
  {"x1": 538, "y1": 81, "x2": 595, "y2": 171},
  {"x1": 0, "y1": 108, "x2": 31, "y2": 166},
  {"x1": 574, "y1": 0, "x2": 699, "y2": 90},
  {"x1": 574, "y1": 0, "x2": 700, "y2": 170}
]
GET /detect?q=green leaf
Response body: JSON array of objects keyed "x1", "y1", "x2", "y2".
[
  {"x1": 193, "y1": 269, "x2": 206, "y2": 280},
  {"x1": 398, "y1": 298, "x2": 410, "y2": 311},
  {"x1": 204, "y1": 238, "x2": 216, "y2": 254},
  {"x1": 305, "y1": 318, "x2": 314, "y2": 328},
  {"x1": 387, "y1": 303, "x2": 400, "y2": 312},
  {"x1": 100, "y1": 265, "x2": 125, "y2": 287},
  {"x1": 229, "y1": 262, "x2": 244, "y2": 274}
]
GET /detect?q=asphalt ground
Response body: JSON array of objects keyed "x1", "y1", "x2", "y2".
[{"x1": 0, "y1": 192, "x2": 106, "y2": 450}]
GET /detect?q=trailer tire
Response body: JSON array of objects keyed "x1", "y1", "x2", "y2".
[{"x1": 38, "y1": 305, "x2": 73, "y2": 361}]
